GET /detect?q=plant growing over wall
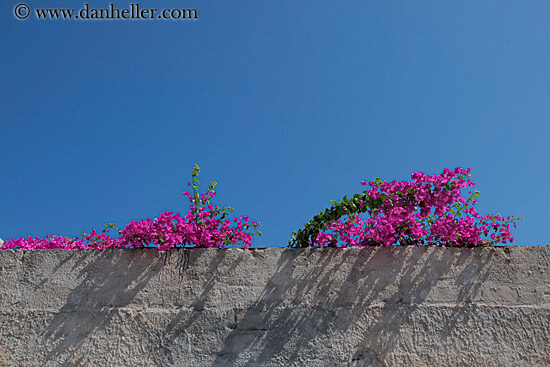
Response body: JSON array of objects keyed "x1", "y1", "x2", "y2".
[
  {"x1": 289, "y1": 167, "x2": 522, "y2": 248},
  {"x1": 1, "y1": 166, "x2": 522, "y2": 250},
  {"x1": 0, "y1": 165, "x2": 261, "y2": 250}
]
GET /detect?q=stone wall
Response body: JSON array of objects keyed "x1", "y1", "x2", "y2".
[{"x1": 0, "y1": 246, "x2": 548, "y2": 366}]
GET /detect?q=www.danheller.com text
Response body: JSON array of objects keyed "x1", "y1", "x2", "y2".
[{"x1": 33, "y1": 3, "x2": 198, "y2": 20}]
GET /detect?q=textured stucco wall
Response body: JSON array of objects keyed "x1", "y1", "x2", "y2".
[{"x1": 0, "y1": 246, "x2": 549, "y2": 366}]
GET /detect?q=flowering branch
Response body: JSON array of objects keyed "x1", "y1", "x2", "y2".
[
  {"x1": 289, "y1": 167, "x2": 522, "y2": 248},
  {"x1": 0, "y1": 165, "x2": 261, "y2": 250}
]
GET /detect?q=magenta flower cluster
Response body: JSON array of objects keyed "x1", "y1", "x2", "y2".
[
  {"x1": 312, "y1": 167, "x2": 520, "y2": 247},
  {"x1": 0, "y1": 166, "x2": 521, "y2": 250},
  {"x1": 0, "y1": 165, "x2": 261, "y2": 250}
]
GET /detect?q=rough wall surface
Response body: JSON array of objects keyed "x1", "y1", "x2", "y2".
[{"x1": 0, "y1": 247, "x2": 548, "y2": 367}]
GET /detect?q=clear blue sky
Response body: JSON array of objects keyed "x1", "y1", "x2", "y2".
[{"x1": 1, "y1": 1, "x2": 549, "y2": 246}]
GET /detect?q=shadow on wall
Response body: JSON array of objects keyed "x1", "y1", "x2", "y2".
[
  {"x1": 157, "y1": 249, "x2": 239, "y2": 363},
  {"x1": 31, "y1": 247, "x2": 497, "y2": 366},
  {"x1": 40, "y1": 250, "x2": 167, "y2": 365},
  {"x1": 209, "y1": 247, "x2": 494, "y2": 366}
]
